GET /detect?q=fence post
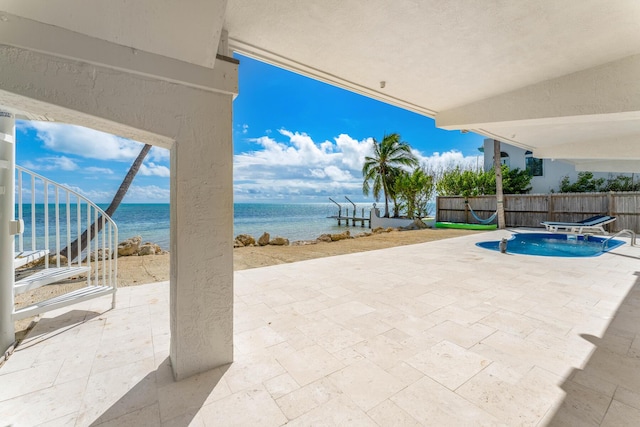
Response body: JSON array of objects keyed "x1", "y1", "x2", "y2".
[{"x1": 548, "y1": 194, "x2": 555, "y2": 221}]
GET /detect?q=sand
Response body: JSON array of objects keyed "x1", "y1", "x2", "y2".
[{"x1": 13, "y1": 228, "x2": 482, "y2": 336}]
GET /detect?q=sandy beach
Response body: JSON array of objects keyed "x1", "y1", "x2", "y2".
[{"x1": 14, "y1": 228, "x2": 481, "y2": 335}]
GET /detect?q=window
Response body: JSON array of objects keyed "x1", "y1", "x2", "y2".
[
  {"x1": 526, "y1": 155, "x2": 543, "y2": 176},
  {"x1": 500, "y1": 152, "x2": 510, "y2": 168}
]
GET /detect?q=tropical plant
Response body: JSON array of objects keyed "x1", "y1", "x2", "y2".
[
  {"x1": 362, "y1": 133, "x2": 418, "y2": 217},
  {"x1": 559, "y1": 172, "x2": 605, "y2": 193},
  {"x1": 393, "y1": 167, "x2": 435, "y2": 218},
  {"x1": 435, "y1": 164, "x2": 531, "y2": 197}
]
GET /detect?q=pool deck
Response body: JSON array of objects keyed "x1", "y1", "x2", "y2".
[{"x1": 1, "y1": 229, "x2": 640, "y2": 426}]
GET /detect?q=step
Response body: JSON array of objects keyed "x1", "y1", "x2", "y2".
[
  {"x1": 14, "y1": 266, "x2": 91, "y2": 296},
  {"x1": 13, "y1": 286, "x2": 115, "y2": 321},
  {"x1": 14, "y1": 250, "x2": 50, "y2": 269}
]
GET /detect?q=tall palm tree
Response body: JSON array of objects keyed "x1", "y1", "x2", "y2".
[
  {"x1": 61, "y1": 144, "x2": 152, "y2": 260},
  {"x1": 362, "y1": 133, "x2": 418, "y2": 217}
]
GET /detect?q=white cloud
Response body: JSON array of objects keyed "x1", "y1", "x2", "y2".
[
  {"x1": 140, "y1": 162, "x2": 170, "y2": 177},
  {"x1": 414, "y1": 150, "x2": 483, "y2": 173},
  {"x1": 242, "y1": 124, "x2": 249, "y2": 134},
  {"x1": 148, "y1": 146, "x2": 170, "y2": 162},
  {"x1": 26, "y1": 122, "x2": 145, "y2": 161},
  {"x1": 23, "y1": 156, "x2": 78, "y2": 171},
  {"x1": 234, "y1": 129, "x2": 483, "y2": 202},
  {"x1": 124, "y1": 185, "x2": 170, "y2": 202},
  {"x1": 84, "y1": 166, "x2": 114, "y2": 175}
]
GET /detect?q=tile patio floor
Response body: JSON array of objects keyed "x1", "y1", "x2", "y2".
[{"x1": 1, "y1": 230, "x2": 640, "y2": 426}]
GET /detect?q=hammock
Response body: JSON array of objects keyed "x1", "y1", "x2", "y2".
[{"x1": 465, "y1": 201, "x2": 497, "y2": 225}]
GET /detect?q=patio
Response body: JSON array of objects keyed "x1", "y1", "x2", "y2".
[{"x1": 1, "y1": 230, "x2": 639, "y2": 426}]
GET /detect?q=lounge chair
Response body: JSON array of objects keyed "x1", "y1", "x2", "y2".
[{"x1": 541, "y1": 215, "x2": 616, "y2": 234}]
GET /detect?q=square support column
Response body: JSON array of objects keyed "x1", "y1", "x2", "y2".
[{"x1": 169, "y1": 88, "x2": 235, "y2": 380}]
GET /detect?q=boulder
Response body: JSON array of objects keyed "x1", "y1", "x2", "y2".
[
  {"x1": 118, "y1": 236, "x2": 142, "y2": 257},
  {"x1": 372, "y1": 227, "x2": 385, "y2": 234},
  {"x1": 316, "y1": 234, "x2": 332, "y2": 243},
  {"x1": 402, "y1": 218, "x2": 428, "y2": 230},
  {"x1": 233, "y1": 239, "x2": 245, "y2": 248},
  {"x1": 235, "y1": 234, "x2": 256, "y2": 246},
  {"x1": 90, "y1": 248, "x2": 111, "y2": 261},
  {"x1": 330, "y1": 230, "x2": 351, "y2": 241},
  {"x1": 269, "y1": 236, "x2": 289, "y2": 246},
  {"x1": 138, "y1": 244, "x2": 157, "y2": 256},
  {"x1": 258, "y1": 232, "x2": 270, "y2": 246}
]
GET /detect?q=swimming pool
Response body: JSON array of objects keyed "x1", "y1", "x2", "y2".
[{"x1": 476, "y1": 233, "x2": 625, "y2": 257}]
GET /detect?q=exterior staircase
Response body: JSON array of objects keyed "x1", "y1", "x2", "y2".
[{"x1": 12, "y1": 166, "x2": 118, "y2": 321}]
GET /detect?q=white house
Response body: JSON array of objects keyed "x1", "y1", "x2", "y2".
[{"x1": 482, "y1": 139, "x2": 630, "y2": 194}]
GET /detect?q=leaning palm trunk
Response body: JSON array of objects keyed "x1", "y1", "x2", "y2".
[
  {"x1": 493, "y1": 140, "x2": 506, "y2": 229},
  {"x1": 61, "y1": 144, "x2": 153, "y2": 261}
]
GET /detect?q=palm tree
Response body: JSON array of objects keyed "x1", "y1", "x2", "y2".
[
  {"x1": 362, "y1": 133, "x2": 418, "y2": 217},
  {"x1": 61, "y1": 144, "x2": 153, "y2": 260}
]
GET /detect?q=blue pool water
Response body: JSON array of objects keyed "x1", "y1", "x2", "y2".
[{"x1": 476, "y1": 233, "x2": 625, "y2": 257}]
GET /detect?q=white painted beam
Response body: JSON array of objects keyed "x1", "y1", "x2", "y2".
[
  {"x1": 534, "y1": 134, "x2": 640, "y2": 160},
  {"x1": 0, "y1": 12, "x2": 237, "y2": 96},
  {"x1": 436, "y1": 54, "x2": 640, "y2": 130}
]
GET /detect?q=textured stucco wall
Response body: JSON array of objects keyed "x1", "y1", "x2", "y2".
[{"x1": 0, "y1": 44, "x2": 238, "y2": 380}]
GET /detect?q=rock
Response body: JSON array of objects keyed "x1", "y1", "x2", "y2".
[
  {"x1": 235, "y1": 234, "x2": 256, "y2": 246},
  {"x1": 402, "y1": 218, "x2": 428, "y2": 230},
  {"x1": 138, "y1": 244, "x2": 157, "y2": 256},
  {"x1": 269, "y1": 236, "x2": 289, "y2": 246},
  {"x1": 143, "y1": 242, "x2": 164, "y2": 254},
  {"x1": 234, "y1": 239, "x2": 245, "y2": 248},
  {"x1": 291, "y1": 240, "x2": 317, "y2": 246},
  {"x1": 330, "y1": 230, "x2": 351, "y2": 241},
  {"x1": 316, "y1": 234, "x2": 332, "y2": 243},
  {"x1": 258, "y1": 232, "x2": 270, "y2": 246},
  {"x1": 356, "y1": 232, "x2": 372, "y2": 238},
  {"x1": 35, "y1": 254, "x2": 68, "y2": 266},
  {"x1": 118, "y1": 236, "x2": 142, "y2": 257},
  {"x1": 90, "y1": 248, "x2": 111, "y2": 261},
  {"x1": 372, "y1": 227, "x2": 385, "y2": 234}
]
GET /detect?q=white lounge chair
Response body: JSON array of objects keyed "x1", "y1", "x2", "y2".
[{"x1": 541, "y1": 215, "x2": 616, "y2": 234}]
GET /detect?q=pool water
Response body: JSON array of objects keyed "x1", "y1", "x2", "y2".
[{"x1": 476, "y1": 233, "x2": 625, "y2": 257}]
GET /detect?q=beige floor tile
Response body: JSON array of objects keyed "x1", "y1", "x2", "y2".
[
  {"x1": 390, "y1": 376, "x2": 502, "y2": 426},
  {"x1": 0, "y1": 377, "x2": 86, "y2": 426},
  {"x1": 0, "y1": 360, "x2": 62, "y2": 401},
  {"x1": 600, "y1": 399, "x2": 640, "y2": 427},
  {"x1": 264, "y1": 373, "x2": 300, "y2": 400},
  {"x1": 352, "y1": 334, "x2": 417, "y2": 370},
  {"x1": 92, "y1": 403, "x2": 160, "y2": 427},
  {"x1": 276, "y1": 344, "x2": 344, "y2": 386},
  {"x1": 367, "y1": 399, "x2": 422, "y2": 426},
  {"x1": 285, "y1": 395, "x2": 377, "y2": 426},
  {"x1": 328, "y1": 359, "x2": 406, "y2": 411},
  {"x1": 234, "y1": 325, "x2": 286, "y2": 355},
  {"x1": 222, "y1": 353, "x2": 285, "y2": 393},
  {"x1": 545, "y1": 380, "x2": 611, "y2": 426},
  {"x1": 275, "y1": 377, "x2": 343, "y2": 420},
  {"x1": 614, "y1": 385, "x2": 640, "y2": 410},
  {"x1": 406, "y1": 340, "x2": 491, "y2": 390},
  {"x1": 296, "y1": 319, "x2": 365, "y2": 353},
  {"x1": 200, "y1": 387, "x2": 287, "y2": 427},
  {"x1": 426, "y1": 320, "x2": 495, "y2": 349}
]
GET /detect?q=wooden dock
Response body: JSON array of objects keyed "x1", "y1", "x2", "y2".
[
  {"x1": 328, "y1": 197, "x2": 370, "y2": 227},
  {"x1": 327, "y1": 214, "x2": 370, "y2": 227}
]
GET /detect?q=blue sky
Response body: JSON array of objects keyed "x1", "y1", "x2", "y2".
[{"x1": 16, "y1": 54, "x2": 485, "y2": 203}]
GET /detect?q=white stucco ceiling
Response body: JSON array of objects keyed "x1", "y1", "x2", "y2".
[{"x1": 1, "y1": 0, "x2": 640, "y2": 170}]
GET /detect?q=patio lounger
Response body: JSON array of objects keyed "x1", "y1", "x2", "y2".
[{"x1": 541, "y1": 215, "x2": 616, "y2": 234}]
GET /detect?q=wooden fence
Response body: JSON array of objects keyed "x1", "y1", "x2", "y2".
[{"x1": 436, "y1": 192, "x2": 640, "y2": 233}]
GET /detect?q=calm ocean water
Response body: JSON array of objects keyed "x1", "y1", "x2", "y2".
[
  {"x1": 116, "y1": 203, "x2": 378, "y2": 248},
  {"x1": 15, "y1": 203, "x2": 377, "y2": 250}
]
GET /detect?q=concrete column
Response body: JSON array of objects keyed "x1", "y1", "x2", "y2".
[
  {"x1": 169, "y1": 88, "x2": 235, "y2": 381},
  {"x1": 0, "y1": 109, "x2": 16, "y2": 355}
]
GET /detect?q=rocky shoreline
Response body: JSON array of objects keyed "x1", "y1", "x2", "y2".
[{"x1": 233, "y1": 218, "x2": 429, "y2": 248}]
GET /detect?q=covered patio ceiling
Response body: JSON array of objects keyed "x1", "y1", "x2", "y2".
[{"x1": 2, "y1": 0, "x2": 640, "y2": 170}]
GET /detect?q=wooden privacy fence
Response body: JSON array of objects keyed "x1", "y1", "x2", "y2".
[{"x1": 437, "y1": 192, "x2": 640, "y2": 233}]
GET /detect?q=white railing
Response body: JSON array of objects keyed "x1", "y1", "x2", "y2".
[{"x1": 14, "y1": 166, "x2": 118, "y2": 307}]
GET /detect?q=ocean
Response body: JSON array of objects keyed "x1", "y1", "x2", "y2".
[
  {"x1": 16, "y1": 203, "x2": 378, "y2": 251},
  {"x1": 114, "y1": 203, "x2": 382, "y2": 248}
]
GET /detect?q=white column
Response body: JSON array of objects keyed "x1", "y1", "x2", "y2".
[
  {"x1": 170, "y1": 88, "x2": 235, "y2": 380},
  {"x1": 0, "y1": 109, "x2": 16, "y2": 355}
]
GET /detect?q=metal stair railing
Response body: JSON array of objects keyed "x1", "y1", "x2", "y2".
[{"x1": 14, "y1": 166, "x2": 118, "y2": 319}]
